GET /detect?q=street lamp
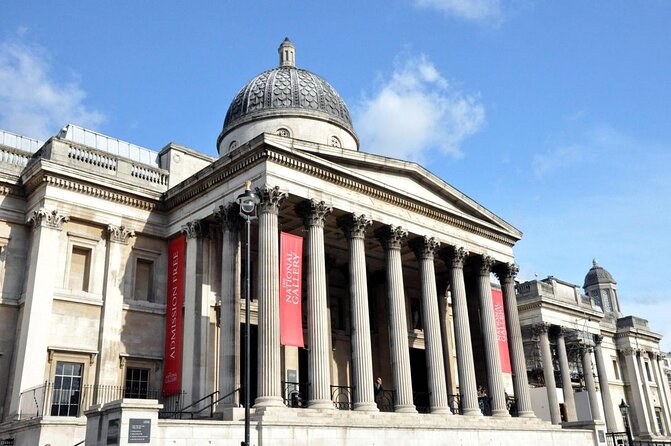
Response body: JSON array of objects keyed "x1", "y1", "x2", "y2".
[
  {"x1": 619, "y1": 399, "x2": 633, "y2": 445},
  {"x1": 236, "y1": 180, "x2": 259, "y2": 446}
]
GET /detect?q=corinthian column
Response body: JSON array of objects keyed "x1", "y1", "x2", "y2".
[
  {"x1": 536, "y1": 323, "x2": 561, "y2": 424},
  {"x1": 337, "y1": 214, "x2": 377, "y2": 411},
  {"x1": 556, "y1": 328, "x2": 577, "y2": 421},
  {"x1": 593, "y1": 335, "x2": 617, "y2": 431},
  {"x1": 410, "y1": 236, "x2": 451, "y2": 414},
  {"x1": 375, "y1": 225, "x2": 416, "y2": 413},
  {"x1": 215, "y1": 203, "x2": 242, "y2": 407},
  {"x1": 495, "y1": 263, "x2": 534, "y2": 417},
  {"x1": 255, "y1": 185, "x2": 287, "y2": 408},
  {"x1": 297, "y1": 199, "x2": 333, "y2": 409},
  {"x1": 476, "y1": 256, "x2": 509, "y2": 417},
  {"x1": 581, "y1": 345, "x2": 602, "y2": 421},
  {"x1": 440, "y1": 247, "x2": 480, "y2": 416}
]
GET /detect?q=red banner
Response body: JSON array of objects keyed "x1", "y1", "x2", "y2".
[
  {"x1": 162, "y1": 236, "x2": 185, "y2": 395},
  {"x1": 279, "y1": 232, "x2": 304, "y2": 347},
  {"x1": 492, "y1": 288, "x2": 512, "y2": 373}
]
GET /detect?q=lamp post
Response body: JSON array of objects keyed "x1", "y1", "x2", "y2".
[
  {"x1": 236, "y1": 180, "x2": 259, "y2": 446},
  {"x1": 619, "y1": 399, "x2": 633, "y2": 445}
]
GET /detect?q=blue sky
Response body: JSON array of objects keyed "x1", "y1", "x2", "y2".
[{"x1": 2, "y1": 1, "x2": 670, "y2": 349}]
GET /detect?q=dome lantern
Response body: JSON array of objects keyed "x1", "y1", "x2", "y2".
[{"x1": 278, "y1": 37, "x2": 295, "y2": 67}]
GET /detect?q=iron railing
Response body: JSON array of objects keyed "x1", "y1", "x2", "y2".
[
  {"x1": 330, "y1": 385, "x2": 353, "y2": 410},
  {"x1": 375, "y1": 389, "x2": 395, "y2": 412},
  {"x1": 282, "y1": 381, "x2": 309, "y2": 408},
  {"x1": 413, "y1": 391, "x2": 431, "y2": 414},
  {"x1": 478, "y1": 396, "x2": 492, "y2": 416}
]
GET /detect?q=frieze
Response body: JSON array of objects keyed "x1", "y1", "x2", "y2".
[
  {"x1": 409, "y1": 236, "x2": 440, "y2": 260},
  {"x1": 336, "y1": 214, "x2": 372, "y2": 240},
  {"x1": 28, "y1": 208, "x2": 69, "y2": 230},
  {"x1": 107, "y1": 225, "x2": 135, "y2": 244},
  {"x1": 374, "y1": 225, "x2": 407, "y2": 251},
  {"x1": 296, "y1": 199, "x2": 332, "y2": 227}
]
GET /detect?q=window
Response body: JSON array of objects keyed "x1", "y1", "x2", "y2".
[
  {"x1": 276, "y1": 127, "x2": 290, "y2": 137},
  {"x1": 68, "y1": 247, "x2": 91, "y2": 291},
  {"x1": 124, "y1": 367, "x2": 150, "y2": 399},
  {"x1": 655, "y1": 407, "x2": 666, "y2": 436},
  {"x1": 51, "y1": 362, "x2": 83, "y2": 416},
  {"x1": 134, "y1": 258, "x2": 154, "y2": 302},
  {"x1": 229, "y1": 140, "x2": 238, "y2": 151},
  {"x1": 612, "y1": 358, "x2": 620, "y2": 380},
  {"x1": 330, "y1": 136, "x2": 341, "y2": 148},
  {"x1": 645, "y1": 362, "x2": 653, "y2": 381}
]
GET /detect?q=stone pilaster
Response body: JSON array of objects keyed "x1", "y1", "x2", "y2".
[
  {"x1": 375, "y1": 225, "x2": 416, "y2": 413},
  {"x1": 409, "y1": 236, "x2": 450, "y2": 414},
  {"x1": 556, "y1": 328, "x2": 577, "y2": 422},
  {"x1": 337, "y1": 214, "x2": 377, "y2": 411},
  {"x1": 476, "y1": 256, "x2": 508, "y2": 417},
  {"x1": 96, "y1": 225, "x2": 136, "y2": 395},
  {"x1": 622, "y1": 348, "x2": 652, "y2": 437},
  {"x1": 255, "y1": 185, "x2": 287, "y2": 407},
  {"x1": 214, "y1": 203, "x2": 242, "y2": 407},
  {"x1": 581, "y1": 345, "x2": 602, "y2": 421},
  {"x1": 652, "y1": 352, "x2": 671, "y2": 434},
  {"x1": 440, "y1": 247, "x2": 480, "y2": 416},
  {"x1": 297, "y1": 199, "x2": 333, "y2": 409},
  {"x1": 495, "y1": 263, "x2": 534, "y2": 417},
  {"x1": 536, "y1": 323, "x2": 561, "y2": 424},
  {"x1": 638, "y1": 351, "x2": 658, "y2": 434},
  {"x1": 9, "y1": 208, "x2": 69, "y2": 416},
  {"x1": 593, "y1": 335, "x2": 618, "y2": 431}
]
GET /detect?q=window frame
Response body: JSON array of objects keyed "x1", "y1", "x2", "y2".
[{"x1": 63, "y1": 232, "x2": 99, "y2": 294}]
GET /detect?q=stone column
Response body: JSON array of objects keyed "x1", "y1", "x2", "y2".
[
  {"x1": 180, "y1": 220, "x2": 211, "y2": 406},
  {"x1": 652, "y1": 352, "x2": 671, "y2": 434},
  {"x1": 215, "y1": 204, "x2": 242, "y2": 407},
  {"x1": 337, "y1": 214, "x2": 377, "y2": 411},
  {"x1": 9, "y1": 209, "x2": 69, "y2": 416},
  {"x1": 441, "y1": 247, "x2": 480, "y2": 416},
  {"x1": 476, "y1": 256, "x2": 509, "y2": 417},
  {"x1": 409, "y1": 236, "x2": 451, "y2": 414},
  {"x1": 297, "y1": 199, "x2": 333, "y2": 409},
  {"x1": 96, "y1": 225, "x2": 135, "y2": 395},
  {"x1": 495, "y1": 263, "x2": 534, "y2": 417},
  {"x1": 581, "y1": 345, "x2": 602, "y2": 421},
  {"x1": 536, "y1": 323, "x2": 561, "y2": 424},
  {"x1": 556, "y1": 328, "x2": 577, "y2": 422},
  {"x1": 593, "y1": 336, "x2": 618, "y2": 431},
  {"x1": 255, "y1": 185, "x2": 287, "y2": 408},
  {"x1": 622, "y1": 348, "x2": 652, "y2": 437},
  {"x1": 374, "y1": 225, "x2": 416, "y2": 413}
]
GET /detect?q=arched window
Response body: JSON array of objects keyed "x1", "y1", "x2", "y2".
[
  {"x1": 276, "y1": 128, "x2": 290, "y2": 137},
  {"x1": 330, "y1": 136, "x2": 341, "y2": 148}
]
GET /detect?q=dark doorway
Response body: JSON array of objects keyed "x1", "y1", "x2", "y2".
[
  {"x1": 410, "y1": 348, "x2": 430, "y2": 413},
  {"x1": 240, "y1": 323, "x2": 258, "y2": 405}
]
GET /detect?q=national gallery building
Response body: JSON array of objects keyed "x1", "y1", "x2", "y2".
[{"x1": 0, "y1": 39, "x2": 664, "y2": 445}]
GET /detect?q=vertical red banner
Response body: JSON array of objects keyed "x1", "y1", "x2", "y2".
[
  {"x1": 162, "y1": 235, "x2": 185, "y2": 395},
  {"x1": 492, "y1": 288, "x2": 512, "y2": 373},
  {"x1": 279, "y1": 232, "x2": 304, "y2": 347}
]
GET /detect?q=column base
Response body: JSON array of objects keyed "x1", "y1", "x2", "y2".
[
  {"x1": 430, "y1": 407, "x2": 453, "y2": 415},
  {"x1": 353, "y1": 402, "x2": 379, "y2": 412},
  {"x1": 308, "y1": 399, "x2": 335, "y2": 410},
  {"x1": 491, "y1": 408, "x2": 511, "y2": 417},
  {"x1": 462, "y1": 408, "x2": 483, "y2": 416},
  {"x1": 254, "y1": 396, "x2": 285, "y2": 408},
  {"x1": 394, "y1": 404, "x2": 418, "y2": 413},
  {"x1": 517, "y1": 410, "x2": 536, "y2": 418}
]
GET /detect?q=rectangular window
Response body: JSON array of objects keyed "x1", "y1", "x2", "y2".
[
  {"x1": 646, "y1": 362, "x2": 653, "y2": 381},
  {"x1": 612, "y1": 358, "x2": 620, "y2": 380},
  {"x1": 655, "y1": 407, "x2": 665, "y2": 436},
  {"x1": 124, "y1": 367, "x2": 150, "y2": 399},
  {"x1": 68, "y1": 247, "x2": 91, "y2": 291},
  {"x1": 134, "y1": 258, "x2": 154, "y2": 301},
  {"x1": 51, "y1": 361, "x2": 83, "y2": 416}
]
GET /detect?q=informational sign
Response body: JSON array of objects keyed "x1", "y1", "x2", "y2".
[
  {"x1": 162, "y1": 236, "x2": 185, "y2": 395},
  {"x1": 128, "y1": 418, "x2": 151, "y2": 444},
  {"x1": 491, "y1": 288, "x2": 512, "y2": 373},
  {"x1": 279, "y1": 232, "x2": 304, "y2": 347}
]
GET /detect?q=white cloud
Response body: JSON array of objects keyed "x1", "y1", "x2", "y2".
[
  {"x1": 413, "y1": 0, "x2": 502, "y2": 24},
  {"x1": 0, "y1": 35, "x2": 104, "y2": 140},
  {"x1": 355, "y1": 55, "x2": 485, "y2": 161}
]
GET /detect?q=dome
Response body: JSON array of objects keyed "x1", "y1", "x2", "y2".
[
  {"x1": 217, "y1": 38, "x2": 358, "y2": 155},
  {"x1": 583, "y1": 259, "x2": 616, "y2": 288}
]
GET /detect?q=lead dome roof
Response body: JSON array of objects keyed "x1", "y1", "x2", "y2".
[
  {"x1": 219, "y1": 39, "x2": 354, "y2": 143},
  {"x1": 583, "y1": 259, "x2": 616, "y2": 288}
]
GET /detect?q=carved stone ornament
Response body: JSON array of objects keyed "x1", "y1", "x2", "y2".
[
  {"x1": 374, "y1": 225, "x2": 407, "y2": 251},
  {"x1": 532, "y1": 322, "x2": 552, "y2": 337},
  {"x1": 494, "y1": 262, "x2": 519, "y2": 283},
  {"x1": 409, "y1": 236, "x2": 440, "y2": 260},
  {"x1": 441, "y1": 246, "x2": 469, "y2": 269},
  {"x1": 593, "y1": 334, "x2": 604, "y2": 346},
  {"x1": 619, "y1": 347, "x2": 638, "y2": 357},
  {"x1": 181, "y1": 219, "x2": 208, "y2": 239},
  {"x1": 296, "y1": 199, "x2": 332, "y2": 228},
  {"x1": 478, "y1": 255, "x2": 496, "y2": 276},
  {"x1": 336, "y1": 213, "x2": 372, "y2": 240},
  {"x1": 107, "y1": 225, "x2": 136, "y2": 244},
  {"x1": 28, "y1": 208, "x2": 70, "y2": 230},
  {"x1": 256, "y1": 185, "x2": 288, "y2": 215},
  {"x1": 214, "y1": 203, "x2": 242, "y2": 232}
]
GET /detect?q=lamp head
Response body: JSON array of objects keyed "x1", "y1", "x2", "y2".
[{"x1": 236, "y1": 180, "x2": 260, "y2": 218}]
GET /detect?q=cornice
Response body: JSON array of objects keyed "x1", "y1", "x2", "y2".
[{"x1": 0, "y1": 182, "x2": 23, "y2": 197}]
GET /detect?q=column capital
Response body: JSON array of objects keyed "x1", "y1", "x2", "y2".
[
  {"x1": 181, "y1": 219, "x2": 208, "y2": 239},
  {"x1": 494, "y1": 262, "x2": 519, "y2": 283},
  {"x1": 409, "y1": 236, "x2": 440, "y2": 260},
  {"x1": 28, "y1": 208, "x2": 69, "y2": 230},
  {"x1": 477, "y1": 255, "x2": 496, "y2": 276},
  {"x1": 593, "y1": 334, "x2": 604, "y2": 346},
  {"x1": 440, "y1": 246, "x2": 469, "y2": 269},
  {"x1": 337, "y1": 213, "x2": 371, "y2": 240},
  {"x1": 533, "y1": 322, "x2": 552, "y2": 336},
  {"x1": 214, "y1": 203, "x2": 242, "y2": 232},
  {"x1": 256, "y1": 185, "x2": 287, "y2": 215},
  {"x1": 557, "y1": 326, "x2": 570, "y2": 338},
  {"x1": 374, "y1": 225, "x2": 407, "y2": 251},
  {"x1": 620, "y1": 347, "x2": 638, "y2": 357},
  {"x1": 296, "y1": 199, "x2": 332, "y2": 228},
  {"x1": 107, "y1": 225, "x2": 136, "y2": 244}
]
